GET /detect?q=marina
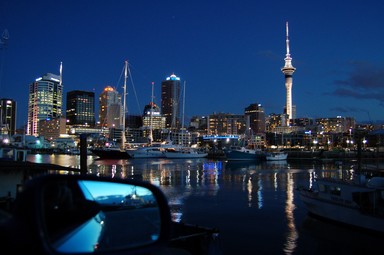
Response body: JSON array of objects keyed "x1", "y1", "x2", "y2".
[{"x1": 12, "y1": 153, "x2": 384, "y2": 254}]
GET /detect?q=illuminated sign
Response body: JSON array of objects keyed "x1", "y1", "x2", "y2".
[{"x1": 202, "y1": 135, "x2": 239, "y2": 140}]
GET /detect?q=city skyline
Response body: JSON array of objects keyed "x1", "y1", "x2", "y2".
[{"x1": 0, "y1": 0, "x2": 383, "y2": 128}]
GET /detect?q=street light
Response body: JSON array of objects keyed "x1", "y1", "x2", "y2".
[{"x1": 313, "y1": 139, "x2": 318, "y2": 151}]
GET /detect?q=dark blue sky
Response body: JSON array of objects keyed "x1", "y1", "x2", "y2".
[{"x1": 0, "y1": 0, "x2": 383, "y2": 127}]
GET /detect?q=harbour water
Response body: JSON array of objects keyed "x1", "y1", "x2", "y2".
[{"x1": 27, "y1": 154, "x2": 383, "y2": 254}]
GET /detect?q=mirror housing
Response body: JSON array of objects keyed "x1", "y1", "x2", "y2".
[{"x1": 0, "y1": 174, "x2": 171, "y2": 255}]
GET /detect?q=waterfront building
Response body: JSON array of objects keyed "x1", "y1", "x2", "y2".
[
  {"x1": 38, "y1": 117, "x2": 66, "y2": 141},
  {"x1": 161, "y1": 74, "x2": 181, "y2": 129},
  {"x1": 266, "y1": 113, "x2": 285, "y2": 132},
  {"x1": 125, "y1": 114, "x2": 146, "y2": 144},
  {"x1": 27, "y1": 70, "x2": 63, "y2": 136},
  {"x1": 291, "y1": 117, "x2": 314, "y2": 127},
  {"x1": 66, "y1": 90, "x2": 95, "y2": 127},
  {"x1": 244, "y1": 103, "x2": 265, "y2": 134},
  {"x1": 315, "y1": 116, "x2": 356, "y2": 134},
  {"x1": 281, "y1": 22, "x2": 296, "y2": 125},
  {"x1": 126, "y1": 114, "x2": 143, "y2": 129},
  {"x1": 99, "y1": 86, "x2": 122, "y2": 128},
  {"x1": 189, "y1": 116, "x2": 208, "y2": 134},
  {"x1": 142, "y1": 102, "x2": 166, "y2": 142},
  {"x1": 207, "y1": 113, "x2": 246, "y2": 135},
  {"x1": 0, "y1": 98, "x2": 16, "y2": 136},
  {"x1": 106, "y1": 103, "x2": 122, "y2": 129}
]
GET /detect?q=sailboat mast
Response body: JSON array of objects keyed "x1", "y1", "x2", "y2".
[
  {"x1": 149, "y1": 81, "x2": 154, "y2": 144},
  {"x1": 121, "y1": 60, "x2": 128, "y2": 149},
  {"x1": 181, "y1": 81, "x2": 186, "y2": 146}
]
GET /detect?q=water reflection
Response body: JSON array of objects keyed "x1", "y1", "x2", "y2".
[
  {"x1": 284, "y1": 173, "x2": 298, "y2": 254},
  {"x1": 25, "y1": 154, "x2": 378, "y2": 254}
]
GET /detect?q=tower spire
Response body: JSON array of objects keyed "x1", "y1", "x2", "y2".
[{"x1": 284, "y1": 22, "x2": 293, "y2": 68}]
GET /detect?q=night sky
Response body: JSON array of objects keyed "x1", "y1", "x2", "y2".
[{"x1": 0, "y1": 0, "x2": 383, "y2": 128}]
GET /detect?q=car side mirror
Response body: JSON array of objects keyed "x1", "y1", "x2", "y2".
[{"x1": 1, "y1": 174, "x2": 171, "y2": 254}]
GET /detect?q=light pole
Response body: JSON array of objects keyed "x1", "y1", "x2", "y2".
[{"x1": 313, "y1": 139, "x2": 318, "y2": 151}]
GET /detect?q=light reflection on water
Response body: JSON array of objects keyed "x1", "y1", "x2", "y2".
[{"x1": 26, "y1": 154, "x2": 383, "y2": 254}]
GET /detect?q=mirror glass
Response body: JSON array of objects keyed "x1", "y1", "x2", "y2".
[{"x1": 42, "y1": 179, "x2": 161, "y2": 253}]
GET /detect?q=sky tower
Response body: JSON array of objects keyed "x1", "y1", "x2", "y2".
[{"x1": 281, "y1": 22, "x2": 296, "y2": 126}]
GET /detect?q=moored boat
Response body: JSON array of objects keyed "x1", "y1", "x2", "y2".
[
  {"x1": 90, "y1": 147, "x2": 131, "y2": 159},
  {"x1": 163, "y1": 147, "x2": 208, "y2": 159},
  {"x1": 298, "y1": 172, "x2": 384, "y2": 233},
  {"x1": 127, "y1": 141, "x2": 176, "y2": 159},
  {"x1": 265, "y1": 151, "x2": 288, "y2": 161},
  {"x1": 224, "y1": 146, "x2": 263, "y2": 161}
]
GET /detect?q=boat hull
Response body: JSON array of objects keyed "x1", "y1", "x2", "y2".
[
  {"x1": 164, "y1": 152, "x2": 208, "y2": 159},
  {"x1": 225, "y1": 150, "x2": 258, "y2": 161},
  {"x1": 299, "y1": 189, "x2": 384, "y2": 233},
  {"x1": 266, "y1": 152, "x2": 288, "y2": 161},
  {"x1": 90, "y1": 148, "x2": 131, "y2": 159}
]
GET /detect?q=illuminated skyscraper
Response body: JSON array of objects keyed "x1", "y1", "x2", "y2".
[
  {"x1": 244, "y1": 103, "x2": 265, "y2": 134},
  {"x1": 66, "y1": 90, "x2": 95, "y2": 127},
  {"x1": 142, "y1": 102, "x2": 166, "y2": 142},
  {"x1": 99, "y1": 86, "x2": 121, "y2": 128},
  {"x1": 281, "y1": 22, "x2": 296, "y2": 126},
  {"x1": 161, "y1": 74, "x2": 181, "y2": 129},
  {"x1": 0, "y1": 98, "x2": 16, "y2": 135},
  {"x1": 27, "y1": 70, "x2": 63, "y2": 136}
]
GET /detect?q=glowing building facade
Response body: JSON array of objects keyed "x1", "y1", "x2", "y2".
[
  {"x1": 244, "y1": 103, "x2": 265, "y2": 134},
  {"x1": 66, "y1": 90, "x2": 95, "y2": 127},
  {"x1": 0, "y1": 98, "x2": 16, "y2": 136},
  {"x1": 161, "y1": 74, "x2": 181, "y2": 129},
  {"x1": 99, "y1": 86, "x2": 122, "y2": 128},
  {"x1": 27, "y1": 73, "x2": 63, "y2": 136}
]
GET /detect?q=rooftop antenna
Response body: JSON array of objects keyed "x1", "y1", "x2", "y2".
[{"x1": 284, "y1": 22, "x2": 293, "y2": 68}]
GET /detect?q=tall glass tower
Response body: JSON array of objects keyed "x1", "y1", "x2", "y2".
[
  {"x1": 27, "y1": 72, "x2": 63, "y2": 136},
  {"x1": 66, "y1": 90, "x2": 95, "y2": 127},
  {"x1": 0, "y1": 98, "x2": 16, "y2": 135},
  {"x1": 161, "y1": 74, "x2": 181, "y2": 129},
  {"x1": 99, "y1": 86, "x2": 121, "y2": 128}
]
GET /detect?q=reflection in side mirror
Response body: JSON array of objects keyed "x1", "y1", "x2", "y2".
[{"x1": 41, "y1": 178, "x2": 163, "y2": 253}]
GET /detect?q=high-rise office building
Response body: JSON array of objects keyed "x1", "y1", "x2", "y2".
[
  {"x1": 161, "y1": 74, "x2": 181, "y2": 129},
  {"x1": 244, "y1": 103, "x2": 265, "y2": 134},
  {"x1": 99, "y1": 86, "x2": 121, "y2": 128},
  {"x1": 38, "y1": 117, "x2": 66, "y2": 141},
  {"x1": 66, "y1": 90, "x2": 95, "y2": 127},
  {"x1": 281, "y1": 22, "x2": 296, "y2": 126},
  {"x1": 142, "y1": 102, "x2": 166, "y2": 142},
  {"x1": 27, "y1": 72, "x2": 63, "y2": 136},
  {"x1": 207, "y1": 113, "x2": 246, "y2": 135},
  {"x1": 0, "y1": 98, "x2": 16, "y2": 135}
]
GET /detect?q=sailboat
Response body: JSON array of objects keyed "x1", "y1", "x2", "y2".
[
  {"x1": 90, "y1": 61, "x2": 131, "y2": 159},
  {"x1": 265, "y1": 132, "x2": 288, "y2": 161},
  {"x1": 162, "y1": 81, "x2": 207, "y2": 159},
  {"x1": 127, "y1": 82, "x2": 176, "y2": 159},
  {"x1": 224, "y1": 122, "x2": 264, "y2": 161}
]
